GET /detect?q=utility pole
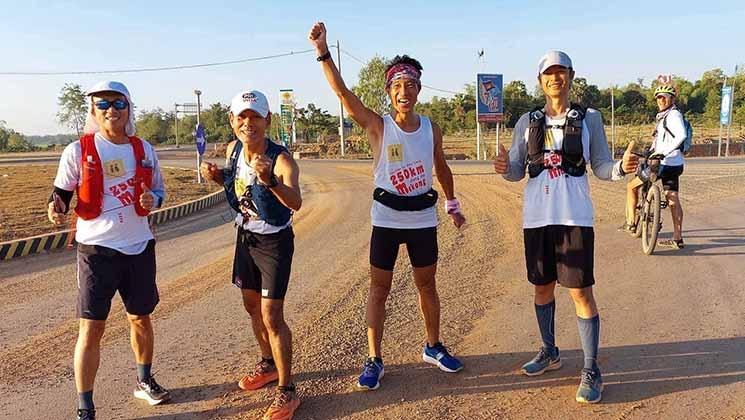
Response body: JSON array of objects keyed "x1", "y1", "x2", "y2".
[
  {"x1": 337, "y1": 40, "x2": 345, "y2": 157},
  {"x1": 174, "y1": 103, "x2": 179, "y2": 149},
  {"x1": 726, "y1": 65, "x2": 738, "y2": 157},
  {"x1": 194, "y1": 89, "x2": 203, "y2": 183},
  {"x1": 718, "y1": 76, "x2": 728, "y2": 158},
  {"x1": 611, "y1": 86, "x2": 615, "y2": 157}
]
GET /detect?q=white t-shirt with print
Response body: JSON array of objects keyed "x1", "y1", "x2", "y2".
[
  {"x1": 522, "y1": 116, "x2": 594, "y2": 229},
  {"x1": 54, "y1": 133, "x2": 165, "y2": 254}
]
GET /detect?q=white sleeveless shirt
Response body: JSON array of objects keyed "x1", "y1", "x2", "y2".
[{"x1": 371, "y1": 114, "x2": 438, "y2": 229}]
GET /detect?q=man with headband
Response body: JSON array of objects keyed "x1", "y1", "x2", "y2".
[
  {"x1": 309, "y1": 21, "x2": 466, "y2": 391},
  {"x1": 493, "y1": 51, "x2": 638, "y2": 404},
  {"x1": 47, "y1": 81, "x2": 169, "y2": 419}
]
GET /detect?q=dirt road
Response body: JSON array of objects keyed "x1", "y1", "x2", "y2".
[{"x1": 1, "y1": 159, "x2": 744, "y2": 419}]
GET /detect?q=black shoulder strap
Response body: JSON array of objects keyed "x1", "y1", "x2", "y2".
[
  {"x1": 224, "y1": 140, "x2": 243, "y2": 213},
  {"x1": 229, "y1": 140, "x2": 243, "y2": 168},
  {"x1": 662, "y1": 114, "x2": 675, "y2": 138},
  {"x1": 567, "y1": 103, "x2": 586, "y2": 121}
]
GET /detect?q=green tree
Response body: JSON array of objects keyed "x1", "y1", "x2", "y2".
[
  {"x1": 199, "y1": 103, "x2": 233, "y2": 143},
  {"x1": 351, "y1": 55, "x2": 389, "y2": 117},
  {"x1": 57, "y1": 83, "x2": 87, "y2": 137},
  {"x1": 503, "y1": 80, "x2": 539, "y2": 127},
  {"x1": 7, "y1": 131, "x2": 33, "y2": 152},
  {"x1": 0, "y1": 121, "x2": 9, "y2": 151},
  {"x1": 570, "y1": 77, "x2": 602, "y2": 109},
  {"x1": 137, "y1": 109, "x2": 171, "y2": 144},
  {"x1": 296, "y1": 103, "x2": 336, "y2": 142}
]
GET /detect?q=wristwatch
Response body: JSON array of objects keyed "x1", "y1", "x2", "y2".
[
  {"x1": 264, "y1": 174, "x2": 279, "y2": 188},
  {"x1": 317, "y1": 51, "x2": 331, "y2": 62}
]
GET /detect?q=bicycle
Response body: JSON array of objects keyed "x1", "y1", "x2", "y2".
[{"x1": 627, "y1": 152, "x2": 667, "y2": 255}]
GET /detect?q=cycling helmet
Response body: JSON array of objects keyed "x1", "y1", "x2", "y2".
[{"x1": 654, "y1": 84, "x2": 677, "y2": 97}]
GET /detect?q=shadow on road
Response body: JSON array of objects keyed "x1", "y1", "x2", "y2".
[{"x1": 288, "y1": 337, "x2": 745, "y2": 419}]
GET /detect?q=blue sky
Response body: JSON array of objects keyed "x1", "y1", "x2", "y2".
[{"x1": 1, "y1": 0, "x2": 743, "y2": 135}]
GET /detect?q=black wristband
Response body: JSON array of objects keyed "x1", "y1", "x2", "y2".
[
  {"x1": 48, "y1": 187, "x2": 74, "y2": 214},
  {"x1": 316, "y1": 51, "x2": 331, "y2": 62},
  {"x1": 267, "y1": 174, "x2": 279, "y2": 188}
]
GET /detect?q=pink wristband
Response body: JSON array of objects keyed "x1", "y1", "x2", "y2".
[{"x1": 445, "y1": 199, "x2": 461, "y2": 214}]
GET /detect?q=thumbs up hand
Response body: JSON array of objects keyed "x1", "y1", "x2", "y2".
[
  {"x1": 622, "y1": 141, "x2": 639, "y2": 175},
  {"x1": 492, "y1": 143, "x2": 510, "y2": 174},
  {"x1": 140, "y1": 182, "x2": 156, "y2": 210}
]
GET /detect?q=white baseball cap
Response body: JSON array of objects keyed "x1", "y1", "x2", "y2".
[
  {"x1": 230, "y1": 90, "x2": 270, "y2": 118},
  {"x1": 86, "y1": 80, "x2": 132, "y2": 101},
  {"x1": 538, "y1": 50, "x2": 573, "y2": 75}
]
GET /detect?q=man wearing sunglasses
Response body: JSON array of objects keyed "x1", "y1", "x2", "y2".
[
  {"x1": 48, "y1": 81, "x2": 168, "y2": 420},
  {"x1": 200, "y1": 89, "x2": 302, "y2": 420}
]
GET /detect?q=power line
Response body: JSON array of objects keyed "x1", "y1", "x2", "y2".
[
  {"x1": 339, "y1": 48, "x2": 463, "y2": 96},
  {"x1": 421, "y1": 84, "x2": 461, "y2": 95},
  {"x1": 339, "y1": 48, "x2": 366, "y2": 65},
  {"x1": 0, "y1": 49, "x2": 315, "y2": 76}
]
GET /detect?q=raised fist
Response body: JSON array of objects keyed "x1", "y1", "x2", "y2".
[
  {"x1": 251, "y1": 154, "x2": 274, "y2": 185},
  {"x1": 308, "y1": 22, "x2": 328, "y2": 54},
  {"x1": 200, "y1": 161, "x2": 224, "y2": 185}
]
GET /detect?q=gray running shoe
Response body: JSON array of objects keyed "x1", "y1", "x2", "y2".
[
  {"x1": 576, "y1": 368, "x2": 604, "y2": 403},
  {"x1": 521, "y1": 347, "x2": 562, "y2": 376},
  {"x1": 134, "y1": 375, "x2": 171, "y2": 405}
]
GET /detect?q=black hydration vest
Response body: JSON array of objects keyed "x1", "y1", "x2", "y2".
[
  {"x1": 527, "y1": 103, "x2": 587, "y2": 178},
  {"x1": 223, "y1": 139, "x2": 292, "y2": 226}
]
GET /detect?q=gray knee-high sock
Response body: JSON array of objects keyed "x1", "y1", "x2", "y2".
[
  {"x1": 535, "y1": 300, "x2": 556, "y2": 351},
  {"x1": 577, "y1": 315, "x2": 600, "y2": 371}
]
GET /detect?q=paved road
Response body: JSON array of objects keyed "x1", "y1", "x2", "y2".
[{"x1": 1, "y1": 159, "x2": 744, "y2": 419}]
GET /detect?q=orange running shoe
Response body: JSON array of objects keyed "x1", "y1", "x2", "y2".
[
  {"x1": 238, "y1": 359, "x2": 279, "y2": 391},
  {"x1": 262, "y1": 386, "x2": 300, "y2": 420}
]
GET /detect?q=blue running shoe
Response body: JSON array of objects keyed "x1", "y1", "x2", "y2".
[
  {"x1": 576, "y1": 368, "x2": 603, "y2": 404},
  {"x1": 357, "y1": 358, "x2": 384, "y2": 391},
  {"x1": 521, "y1": 346, "x2": 562, "y2": 376},
  {"x1": 423, "y1": 342, "x2": 463, "y2": 373}
]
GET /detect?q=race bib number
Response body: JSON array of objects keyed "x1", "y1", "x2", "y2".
[
  {"x1": 387, "y1": 144, "x2": 403, "y2": 162},
  {"x1": 104, "y1": 159, "x2": 125, "y2": 178}
]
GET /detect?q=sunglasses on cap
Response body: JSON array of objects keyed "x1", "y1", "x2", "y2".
[{"x1": 94, "y1": 99, "x2": 128, "y2": 111}]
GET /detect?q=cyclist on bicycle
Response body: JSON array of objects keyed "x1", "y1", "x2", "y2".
[{"x1": 620, "y1": 84, "x2": 686, "y2": 249}]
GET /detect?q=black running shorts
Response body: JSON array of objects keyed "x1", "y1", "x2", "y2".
[
  {"x1": 232, "y1": 226, "x2": 294, "y2": 300},
  {"x1": 523, "y1": 225, "x2": 595, "y2": 289},
  {"x1": 76, "y1": 240, "x2": 159, "y2": 320},
  {"x1": 369, "y1": 226, "x2": 438, "y2": 271},
  {"x1": 659, "y1": 165, "x2": 684, "y2": 192}
]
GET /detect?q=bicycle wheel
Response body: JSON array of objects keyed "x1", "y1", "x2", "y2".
[{"x1": 641, "y1": 184, "x2": 661, "y2": 255}]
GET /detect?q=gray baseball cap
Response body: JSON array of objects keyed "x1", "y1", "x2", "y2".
[
  {"x1": 538, "y1": 50, "x2": 573, "y2": 74},
  {"x1": 86, "y1": 80, "x2": 132, "y2": 101}
]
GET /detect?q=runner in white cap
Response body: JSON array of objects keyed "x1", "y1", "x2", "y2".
[
  {"x1": 200, "y1": 89, "x2": 302, "y2": 420},
  {"x1": 48, "y1": 80, "x2": 169, "y2": 420},
  {"x1": 493, "y1": 51, "x2": 639, "y2": 404}
]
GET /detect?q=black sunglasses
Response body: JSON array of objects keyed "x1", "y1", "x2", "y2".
[{"x1": 94, "y1": 99, "x2": 128, "y2": 111}]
